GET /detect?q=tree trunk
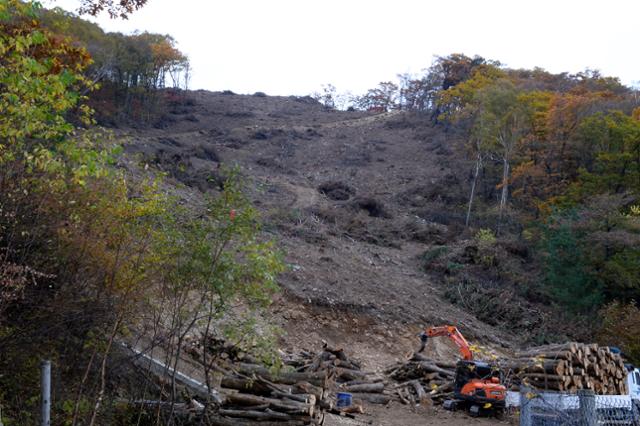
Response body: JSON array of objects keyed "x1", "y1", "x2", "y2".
[
  {"x1": 88, "y1": 317, "x2": 121, "y2": 426},
  {"x1": 499, "y1": 157, "x2": 510, "y2": 218},
  {"x1": 466, "y1": 151, "x2": 482, "y2": 227}
]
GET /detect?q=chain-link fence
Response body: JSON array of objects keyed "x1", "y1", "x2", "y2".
[{"x1": 520, "y1": 387, "x2": 640, "y2": 426}]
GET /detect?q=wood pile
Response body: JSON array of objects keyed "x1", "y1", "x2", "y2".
[
  {"x1": 184, "y1": 341, "x2": 391, "y2": 424},
  {"x1": 506, "y1": 342, "x2": 628, "y2": 394},
  {"x1": 384, "y1": 352, "x2": 455, "y2": 405},
  {"x1": 213, "y1": 355, "x2": 331, "y2": 424},
  {"x1": 283, "y1": 342, "x2": 393, "y2": 410}
]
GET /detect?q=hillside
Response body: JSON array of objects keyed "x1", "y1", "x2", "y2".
[{"x1": 120, "y1": 90, "x2": 528, "y2": 357}]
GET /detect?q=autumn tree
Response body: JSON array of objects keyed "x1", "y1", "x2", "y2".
[
  {"x1": 468, "y1": 80, "x2": 529, "y2": 219},
  {"x1": 355, "y1": 81, "x2": 400, "y2": 111},
  {"x1": 37, "y1": 7, "x2": 191, "y2": 121},
  {"x1": 0, "y1": 2, "x2": 282, "y2": 423},
  {"x1": 78, "y1": 0, "x2": 147, "y2": 18}
]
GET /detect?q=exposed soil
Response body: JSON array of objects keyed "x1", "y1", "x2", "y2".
[
  {"x1": 120, "y1": 90, "x2": 518, "y2": 424},
  {"x1": 338, "y1": 403, "x2": 512, "y2": 426}
]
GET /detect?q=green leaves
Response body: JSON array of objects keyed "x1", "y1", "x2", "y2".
[
  {"x1": 572, "y1": 111, "x2": 640, "y2": 198},
  {"x1": 0, "y1": 3, "x2": 92, "y2": 152},
  {"x1": 541, "y1": 212, "x2": 604, "y2": 314}
]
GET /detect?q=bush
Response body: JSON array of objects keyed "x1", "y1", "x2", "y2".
[
  {"x1": 474, "y1": 228, "x2": 498, "y2": 267},
  {"x1": 421, "y1": 246, "x2": 448, "y2": 269},
  {"x1": 443, "y1": 278, "x2": 543, "y2": 331},
  {"x1": 598, "y1": 301, "x2": 640, "y2": 365},
  {"x1": 475, "y1": 228, "x2": 497, "y2": 246}
]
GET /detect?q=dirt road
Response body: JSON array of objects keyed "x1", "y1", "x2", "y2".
[{"x1": 325, "y1": 403, "x2": 509, "y2": 425}]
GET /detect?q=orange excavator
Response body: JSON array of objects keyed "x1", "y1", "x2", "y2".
[{"x1": 419, "y1": 325, "x2": 506, "y2": 416}]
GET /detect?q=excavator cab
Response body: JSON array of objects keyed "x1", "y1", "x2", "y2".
[{"x1": 453, "y1": 360, "x2": 506, "y2": 407}]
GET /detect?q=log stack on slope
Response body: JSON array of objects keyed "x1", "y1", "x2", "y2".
[
  {"x1": 178, "y1": 337, "x2": 332, "y2": 424},
  {"x1": 507, "y1": 342, "x2": 628, "y2": 394},
  {"x1": 208, "y1": 342, "x2": 392, "y2": 424},
  {"x1": 285, "y1": 342, "x2": 393, "y2": 408},
  {"x1": 384, "y1": 352, "x2": 455, "y2": 405}
]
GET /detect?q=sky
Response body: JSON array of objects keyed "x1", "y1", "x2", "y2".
[{"x1": 49, "y1": 0, "x2": 639, "y2": 96}]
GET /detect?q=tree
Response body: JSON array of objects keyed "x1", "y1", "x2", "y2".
[
  {"x1": 37, "y1": 7, "x2": 191, "y2": 121},
  {"x1": 77, "y1": 0, "x2": 147, "y2": 19},
  {"x1": 396, "y1": 72, "x2": 435, "y2": 111},
  {"x1": 541, "y1": 211, "x2": 604, "y2": 314},
  {"x1": 355, "y1": 81, "x2": 399, "y2": 112},
  {"x1": 540, "y1": 196, "x2": 640, "y2": 316},
  {"x1": 471, "y1": 80, "x2": 529, "y2": 219},
  {"x1": 574, "y1": 111, "x2": 640, "y2": 197},
  {"x1": 312, "y1": 83, "x2": 338, "y2": 109}
]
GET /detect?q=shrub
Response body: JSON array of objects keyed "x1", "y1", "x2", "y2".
[
  {"x1": 421, "y1": 246, "x2": 448, "y2": 270},
  {"x1": 475, "y1": 228, "x2": 497, "y2": 246},
  {"x1": 474, "y1": 228, "x2": 498, "y2": 267},
  {"x1": 598, "y1": 301, "x2": 640, "y2": 365}
]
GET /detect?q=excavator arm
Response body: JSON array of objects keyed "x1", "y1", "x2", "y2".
[{"x1": 419, "y1": 325, "x2": 474, "y2": 361}]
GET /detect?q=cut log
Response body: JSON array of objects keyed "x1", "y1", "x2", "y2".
[
  {"x1": 335, "y1": 367, "x2": 370, "y2": 381},
  {"x1": 341, "y1": 378, "x2": 383, "y2": 387},
  {"x1": 292, "y1": 382, "x2": 324, "y2": 400},
  {"x1": 507, "y1": 360, "x2": 565, "y2": 375},
  {"x1": 236, "y1": 363, "x2": 328, "y2": 387},
  {"x1": 223, "y1": 392, "x2": 314, "y2": 416},
  {"x1": 221, "y1": 376, "x2": 275, "y2": 394},
  {"x1": 341, "y1": 382, "x2": 385, "y2": 393},
  {"x1": 340, "y1": 404, "x2": 365, "y2": 414},
  {"x1": 218, "y1": 408, "x2": 310, "y2": 422},
  {"x1": 514, "y1": 350, "x2": 572, "y2": 360},
  {"x1": 409, "y1": 380, "x2": 429, "y2": 403}
]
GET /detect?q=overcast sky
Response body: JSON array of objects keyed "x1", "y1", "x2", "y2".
[{"x1": 50, "y1": 0, "x2": 638, "y2": 96}]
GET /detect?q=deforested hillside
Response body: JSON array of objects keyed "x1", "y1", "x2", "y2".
[
  {"x1": 2, "y1": 1, "x2": 640, "y2": 424},
  {"x1": 117, "y1": 88, "x2": 562, "y2": 347}
]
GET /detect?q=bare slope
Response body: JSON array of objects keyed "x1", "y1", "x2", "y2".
[{"x1": 121, "y1": 90, "x2": 513, "y2": 362}]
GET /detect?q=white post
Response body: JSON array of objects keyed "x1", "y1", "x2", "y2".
[{"x1": 41, "y1": 360, "x2": 51, "y2": 426}]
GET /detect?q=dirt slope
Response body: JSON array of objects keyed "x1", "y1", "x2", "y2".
[{"x1": 121, "y1": 90, "x2": 513, "y2": 365}]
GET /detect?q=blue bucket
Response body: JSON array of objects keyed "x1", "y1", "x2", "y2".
[{"x1": 336, "y1": 392, "x2": 352, "y2": 408}]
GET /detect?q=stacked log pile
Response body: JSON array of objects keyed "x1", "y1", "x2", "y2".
[
  {"x1": 213, "y1": 355, "x2": 331, "y2": 424},
  {"x1": 384, "y1": 352, "x2": 455, "y2": 405},
  {"x1": 284, "y1": 342, "x2": 393, "y2": 409},
  {"x1": 506, "y1": 342, "x2": 628, "y2": 394},
  {"x1": 180, "y1": 340, "x2": 394, "y2": 423}
]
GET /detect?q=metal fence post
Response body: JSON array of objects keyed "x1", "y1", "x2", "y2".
[
  {"x1": 578, "y1": 389, "x2": 596, "y2": 426},
  {"x1": 41, "y1": 360, "x2": 51, "y2": 426},
  {"x1": 519, "y1": 387, "x2": 531, "y2": 426}
]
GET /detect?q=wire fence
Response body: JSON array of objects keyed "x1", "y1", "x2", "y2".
[{"x1": 520, "y1": 387, "x2": 640, "y2": 426}]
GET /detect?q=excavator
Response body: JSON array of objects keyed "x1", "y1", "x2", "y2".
[{"x1": 419, "y1": 325, "x2": 506, "y2": 416}]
